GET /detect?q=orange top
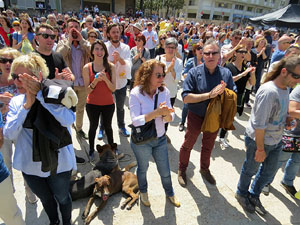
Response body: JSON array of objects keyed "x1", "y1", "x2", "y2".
[{"x1": 86, "y1": 63, "x2": 114, "y2": 106}]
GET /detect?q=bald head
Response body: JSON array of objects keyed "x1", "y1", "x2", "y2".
[{"x1": 278, "y1": 35, "x2": 293, "y2": 51}]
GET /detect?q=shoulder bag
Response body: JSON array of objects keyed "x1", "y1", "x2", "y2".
[{"x1": 129, "y1": 92, "x2": 159, "y2": 145}]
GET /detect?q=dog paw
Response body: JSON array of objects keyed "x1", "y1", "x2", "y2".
[
  {"x1": 121, "y1": 204, "x2": 126, "y2": 210},
  {"x1": 126, "y1": 205, "x2": 133, "y2": 210}
]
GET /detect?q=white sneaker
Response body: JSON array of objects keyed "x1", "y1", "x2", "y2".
[{"x1": 219, "y1": 138, "x2": 229, "y2": 148}]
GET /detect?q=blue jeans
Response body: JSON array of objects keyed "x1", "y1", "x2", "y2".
[
  {"x1": 181, "y1": 103, "x2": 188, "y2": 124},
  {"x1": 281, "y1": 152, "x2": 300, "y2": 186},
  {"x1": 131, "y1": 136, "x2": 174, "y2": 196},
  {"x1": 23, "y1": 170, "x2": 72, "y2": 225},
  {"x1": 114, "y1": 86, "x2": 127, "y2": 129},
  {"x1": 237, "y1": 135, "x2": 282, "y2": 198}
]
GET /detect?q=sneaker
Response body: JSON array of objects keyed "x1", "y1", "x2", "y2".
[
  {"x1": 281, "y1": 182, "x2": 297, "y2": 197},
  {"x1": 245, "y1": 103, "x2": 252, "y2": 108},
  {"x1": 140, "y1": 192, "x2": 151, "y2": 207},
  {"x1": 262, "y1": 184, "x2": 270, "y2": 196},
  {"x1": 77, "y1": 129, "x2": 88, "y2": 139},
  {"x1": 219, "y1": 138, "x2": 229, "y2": 148},
  {"x1": 235, "y1": 193, "x2": 255, "y2": 214},
  {"x1": 200, "y1": 169, "x2": 216, "y2": 185},
  {"x1": 179, "y1": 123, "x2": 185, "y2": 132},
  {"x1": 178, "y1": 170, "x2": 187, "y2": 187},
  {"x1": 25, "y1": 187, "x2": 38, "y2": 204},
  {"x1": 248, "y1": 195, "x2": 267, "y2": 215},
  {"x1": 97, "y1": 129, "x2": 104, "y2": 140},
  {"x1": 76, "y1": 156, "x2": 85, "y2": 164},
  {"x1": 119, "y1": 127, "x2": 130, "y2": 137},
  {"x1": 167, "y1": 195, "x2": 180, "y2": 207}
]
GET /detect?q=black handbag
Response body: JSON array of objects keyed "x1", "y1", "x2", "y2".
[{"x1": 129, "y1": 93, "x2": 159, "y2": 145}]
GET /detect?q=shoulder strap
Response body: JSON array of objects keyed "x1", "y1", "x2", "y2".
[
  {"x1": 88, "y1": 63, "x2": 94, "y2": 75},
  {"x1": 159, "y1": 55, "x2": 161, "y2": 62},
  {"x1": 154, "y1": 92, "x2": 159, "y2": 110}
]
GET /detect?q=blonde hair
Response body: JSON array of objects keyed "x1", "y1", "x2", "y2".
[
  {"x1": 254, "y1": 37, "x2": 267, "y2": 48},
  {"x1": 0, "y1": 47, "x2": 21, "y2": 59},
  {"x1": 10, "y1": 53, "x2": 49, "y2": 79}
]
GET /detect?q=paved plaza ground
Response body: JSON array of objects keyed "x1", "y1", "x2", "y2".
[{"x1": 1, "y1": 86, "x2": 300, "y2": 225}]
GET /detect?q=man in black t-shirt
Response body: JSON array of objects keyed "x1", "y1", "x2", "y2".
[{"x1": 34, "y1": 24, "x2": 84, "y2": 164}]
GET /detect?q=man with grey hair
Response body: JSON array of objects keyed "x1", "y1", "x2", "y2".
[
  {"x1": 47, "y1": 14, "x2": 57, "y2": 27},
  {"x1": 178, "y1": 39, "x2": 236, "y2": 187},
  {"x1": 81, "y1": 16, "x2": 102, "y2": 40}
]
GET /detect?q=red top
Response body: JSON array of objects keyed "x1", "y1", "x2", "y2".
[
  {"x1": 125, "y1": 31, "x2": 138, "y2": 49},
  {"x1": 86, "y1": 63, "x2": 114, "y2": 106},
  {"x1": 0, "y1": 27, "x2": 14, "y2": 46}
]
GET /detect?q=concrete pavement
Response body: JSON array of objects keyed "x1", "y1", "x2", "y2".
[{"x1": 1, "y1": 86, "x2": 300, "y2": 225}]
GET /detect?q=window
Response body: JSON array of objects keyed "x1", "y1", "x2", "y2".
[
  {"x1": 256, "y1": 8, "x2": 263, "y2": 13},
  {"x1": 187, "y1": 13, "x2": 197, "y2": 18},
  {"x1": 202, "y1": 14, "x2": 210, "y2": 19},
  {"x1": 235, "y1": 4, "x2": 244, "y2": 10},
  {"x1": 189, "y1": 0, "x2": 195, "y2": 5},
  {"x1": 247, "y1": 7, "x2": 253, "y2": 12},
  {"x1": 216, "y1": 2, "x2": 229, "y2": 8}
]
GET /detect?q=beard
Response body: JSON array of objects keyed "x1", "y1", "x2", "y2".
[{"x1": 111, "y1": 38, "x2": 120, "y2": 43}]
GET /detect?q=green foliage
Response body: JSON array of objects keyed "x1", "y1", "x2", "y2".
[{"x1": 136, "y1": 0, "x2": 184, "y2": 12}]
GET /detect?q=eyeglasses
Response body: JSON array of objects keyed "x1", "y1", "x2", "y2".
[
  {"x1": 11, "y1": 73, "x2": 20, "y2": 81},
  {"x1": 38, "y1": 33, "x2": 56, "y2": 40},
  {"x1": 86, "y1": 20, "x2": 93, "y2": 23},
  {"x1": 160, "y1": 37, "x2": 166, "y2": 40},
  {"x1": 0, "y1": 58, "x2": 13, "y2": 64},
  {"x1": 234, "y1": 36, "x2": 242, "y2": 40},
  {"x1": 89, "y1": 35, "x2": 97, "y2": 38},
  {"x1": 166, "y1": 46, "x2": 176, "y2": 50},
  {"x1": 196, "y1": 47, "x2": 203, "y2": 51},
  {"x1": 236, "y1": 50, "x2": 248, "y2": 54},
  {"x1": 287, "y1": 69, "x2": 300, "y2": 79},
  {"x1": 156, "y1": 73, "x2": 166, "y2": 79},
  {"x1": 203, "y1": 51, "x2": 219, "y2": 56}
]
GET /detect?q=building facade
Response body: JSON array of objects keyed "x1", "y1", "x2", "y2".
[
  {"x1": 7, "y1": 0, "x2": 134, "y2": 15},
  {"x1": 161, "y1": 0, "x2": 289, "y2": 22}
]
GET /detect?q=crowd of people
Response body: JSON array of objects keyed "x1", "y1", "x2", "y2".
[{"x1": 0, "y1": 8, "x2": 300, "y2": 224}]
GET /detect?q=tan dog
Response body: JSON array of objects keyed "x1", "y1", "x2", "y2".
[{"x1": 82, "y1": 145, "x2": 139, "y2": 225}]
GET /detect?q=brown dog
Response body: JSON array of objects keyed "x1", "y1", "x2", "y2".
[{"x1": 82, "y1": 145, "x2": 139, "y2": 225}]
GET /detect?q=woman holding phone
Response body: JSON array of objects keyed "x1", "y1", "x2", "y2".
[{"x1": 82, "y1": 40, "x2": 116, "y2": 159}]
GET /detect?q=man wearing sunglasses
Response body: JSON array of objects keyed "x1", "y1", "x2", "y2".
[
  {"x1": 236, "y1": 55, "x2": 300, "y2": 215},
  {"x1": 178, "y1": 39, "x2": 236, "y2": 187},
  {"x1": 221, "y1": 29, "x2": 247, "y2": 66},
  {"x1": 81, "y1": 16, "x2": 102, "y2": 41}
]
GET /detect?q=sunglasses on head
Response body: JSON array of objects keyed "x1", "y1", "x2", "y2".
[
  {"x1": 11, "y1": 73, "x2": 20, "y2": 81},
  {"x1": 38, "y1": 33, "x2": 56, "y2": 40},
  {"x1": 287, "y1": 69, "x2": 300, "y2": 79},
  {"x1": 0, "y1": 58, "x2": 13, "y2": 64},
  {"x1": 156, "y1": 73, "x2": 166, "y2": 79},
  {"x1": 203, "y1": 51, "x2": 219, "y2": 56}
]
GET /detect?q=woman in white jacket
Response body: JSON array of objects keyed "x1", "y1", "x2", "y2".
[{"x1": 155, "y1": 37, "x2": 183, "y2": 142}]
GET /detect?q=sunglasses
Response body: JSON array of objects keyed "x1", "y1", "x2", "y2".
[
  {"x1": 0, "y1": 58, "x2": 13, "y2": 64},
  {"x1": 287, "y1": 70, "x2": 300, "y2": 79},
  {"x1": 236, "y1": 50, "x2": 247, "y2": 54},
  {"x1": 13, "y1": 24, "x2": 20, "y2": 27},
  {"x1": 196, "y1": 47, "x2": 203, "y2": 51},
  {"x1": 203, "y1": 51, "x2": 219, "y2": 56},
  {"x1": 89, "y1": 35, "x2": 97, "y2": 38},
  {"x1": 11, "y1": 73, "x2": 20, "y2": 80},
  {"x1": 38, "y1": 33, "x2": 56, "y2": 40},
  {"x1": 160, "y1": 37, "x2": 166, "y2": 40},
  {"x1": 156, "y1": 73, "x2": 166, "y2": 79}
]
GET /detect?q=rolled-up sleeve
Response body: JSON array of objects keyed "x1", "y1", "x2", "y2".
[{"x1": 129, "y1": 91, "x2": 146, "y2": 127}]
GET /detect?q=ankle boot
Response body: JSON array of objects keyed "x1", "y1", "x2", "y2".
[{"x1": 178, "y1": 170, "x2": 187, "y2": 187}]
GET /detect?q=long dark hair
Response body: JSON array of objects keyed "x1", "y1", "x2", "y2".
[
  {"x1": 264, "y1": 55, "x2": 300, "y2": 83},
  {"x1": 0, "y1": 15, "x2": 12, "y2": 28},
  {"x1": 20, "y1": 18, "x2": 34, "y2": 33},
  {"x1": 90, "y1": 40, "x2": 112, "y2": 77}
]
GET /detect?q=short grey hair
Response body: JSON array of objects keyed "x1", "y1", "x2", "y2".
[
  {"x1": 203, "y1": 39, "x2": 220, "y2": 52},
  {"x1": 165, "y1": 37, "x2": 178, "y2": 48}
]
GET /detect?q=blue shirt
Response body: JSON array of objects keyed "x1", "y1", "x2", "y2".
[
  {"x1": 270, "y1": 49, "x2": 285, "y2": 64},
  {"x1": 4, "y1": 91, "x2": 77, "y2": 177},
  {"x1": 71, "y1": 44, "x2": 84, "y2": 86},
  {"x1": 182, "y1": 64, "x2": 237, "y2": 117}
]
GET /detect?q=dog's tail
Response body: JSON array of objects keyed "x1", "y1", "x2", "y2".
[{"x1": 123, "y1": 161, "x2": 137, "y2": 171}]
